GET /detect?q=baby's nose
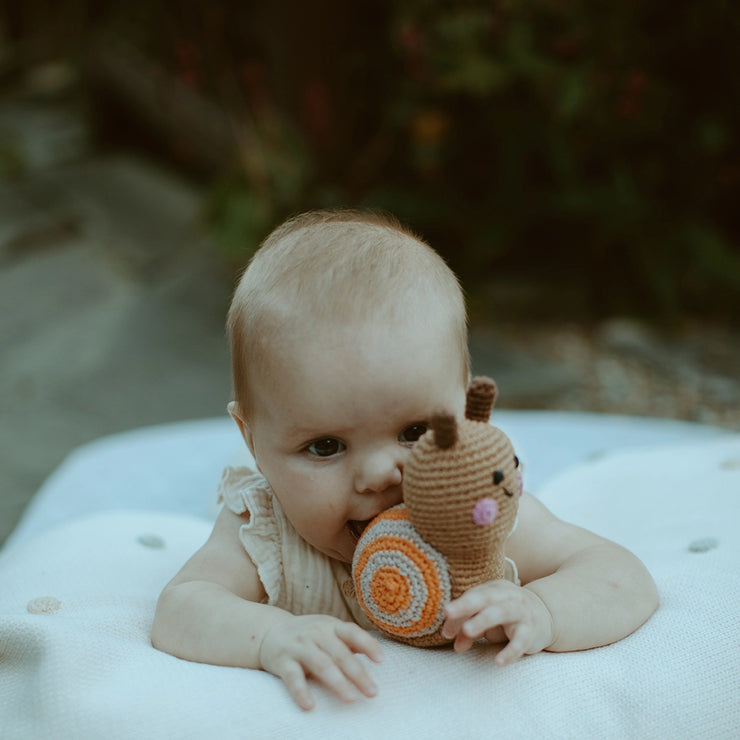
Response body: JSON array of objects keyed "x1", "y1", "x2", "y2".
[{"x1": 354, "y1": 449, "x2": 403, "y2": 494}]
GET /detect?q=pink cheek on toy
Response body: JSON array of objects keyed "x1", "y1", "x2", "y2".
[
  {"x1": 518, "y1": 471, "x2": 523, "y2": 494},
  {"x1": 472, "y1": 497, "x2": 498, "y2": 526}
]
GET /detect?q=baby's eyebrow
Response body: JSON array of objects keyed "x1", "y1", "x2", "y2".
[{"x1": 283, "y1": 423, "x2": 343, "y2": 441}]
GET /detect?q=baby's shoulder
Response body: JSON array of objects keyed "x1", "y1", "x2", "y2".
[{"x1": 217, "y1": 466, "x2": 272, "y2": 516}]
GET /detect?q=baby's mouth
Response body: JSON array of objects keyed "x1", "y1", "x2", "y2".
[{"x1": 348, "y1": 519, "x2": 372, "y2": 544}]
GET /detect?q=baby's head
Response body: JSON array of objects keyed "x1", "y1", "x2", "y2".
[
  {"x1": 227, "y1": 210, "x2": 469, "y2": 419},
  {"x1": 226, "y1": 209, "x2": 471, "y2": 561}
]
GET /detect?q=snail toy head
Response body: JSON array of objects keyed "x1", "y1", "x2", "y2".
[
  {"x1": 404, "y1": 377, "x2": 521, "y2": 559},
  {"x1": 352, "y1": 376, "x2": 522, "y2": 646}
]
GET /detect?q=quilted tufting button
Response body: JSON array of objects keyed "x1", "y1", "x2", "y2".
[
  {"x1": 137, "y1": 534, "x2": 165, "y2": 549},
  {"x1": 27, "y1": 596, "x2": 62, "y2": 614},
  {"x1": 720, "y1": 456, "x2": 740, "y2": 470},
  {"x1": 688, "y1": 537, "x2": 719, "y2": 553}
]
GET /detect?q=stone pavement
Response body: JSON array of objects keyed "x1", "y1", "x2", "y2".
[{"x1": 0, "y1": 99, "x2": 234, "y2": 544}]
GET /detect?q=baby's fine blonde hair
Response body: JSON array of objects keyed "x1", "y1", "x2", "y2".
[{"x1": 227, "y1": 209, "x2": 469, "y2": 414}]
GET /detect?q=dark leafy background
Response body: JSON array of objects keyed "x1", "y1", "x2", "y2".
[{"x1": 3, "y1": 0, "x2": 739, "y2": 318}]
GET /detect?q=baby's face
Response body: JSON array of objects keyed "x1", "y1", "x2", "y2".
[{"x1": 239, "y1": 315, "x2": 466, "y2": 563}]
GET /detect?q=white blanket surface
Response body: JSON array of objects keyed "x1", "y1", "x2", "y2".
[{"x1": 1, "y1": 424, "x2": 738, "y2": 739}]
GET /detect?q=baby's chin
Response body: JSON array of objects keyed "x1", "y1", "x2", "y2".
[
  {"x1": 314, "y1": 521, "x2": 373, "y2": 563},
  {"x1": 311, "y1": 535, "x2": 355, "y2": 564},
  {"x1": 302, "y1": 520, "x2": 375, "y2": 563}
]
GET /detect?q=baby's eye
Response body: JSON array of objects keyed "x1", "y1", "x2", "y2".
[
  {"x1": 399, "y1": 423, "x2": 428, "y2": 444},
  {"x1": 306, "y1": 438, "x2": 346, "y2": 458}
]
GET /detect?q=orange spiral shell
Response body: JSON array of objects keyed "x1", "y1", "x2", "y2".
[{"x1": 352, "y1": 505, "x2": 451, "y2": 640}]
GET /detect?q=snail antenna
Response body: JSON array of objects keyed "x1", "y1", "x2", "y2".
[
  {"x1": 465, "y1": 376, "x2": 497, "y2": 422},
  {"x1": 431, "y1": 413, "x2": 457, "y2": 449}
]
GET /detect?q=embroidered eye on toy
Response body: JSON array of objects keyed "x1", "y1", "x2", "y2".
[{"x1": 352, "y1": 376, "x2": 522, "y2": 646}]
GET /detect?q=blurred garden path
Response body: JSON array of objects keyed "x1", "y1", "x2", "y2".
[
  {"x1": 2, "y1": 94, "x2": 739, "y2": 547},
  {"x1": 0, "y1": 95, "x2": 233, "y2": 545}
]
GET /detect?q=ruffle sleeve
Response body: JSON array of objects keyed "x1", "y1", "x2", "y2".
[
  {"x1": 216, "y1": 465, "x2": 374, "y2": 626},
  {"x1": 216, "y1": 466, "x2": 283, "y2": 606}
]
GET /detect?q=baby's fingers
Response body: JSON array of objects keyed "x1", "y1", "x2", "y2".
[
  {"x1": 449, "y1": 606, "x2": 507, "y2": 652},
  {"x1": 312, "y1": 643, "x2": 383, "y2": 706},
  {"x1": 277, "y1": 649, "x2": 359, "y2": 710},
  {"x1": 441, "y1": 602, "x2": 475, "y2": 640},
  {"x1": 494, "y1": 625, "x2": 531, "y2": 667},
  {"x1": 277, "y1": 660, "x2": 318, "y2": 711},
  {"x1": 442, "y1": 585, "x2": 499, "y2": 641},
  {"x1": 301, "y1": 641, "x2": 380, "y2": 707},
  {"x1": 328, "y1": 625, "x2": 384, "y2": 698},
  {"x1": 459, "y1": 604, "x2": 508, "y2": 640},
  {"x1": 309, "y1": 652, "x2": 364, "y2": 704},
  {"x1": 335, "y1": 622, "x2": 384, "y2": 664}
]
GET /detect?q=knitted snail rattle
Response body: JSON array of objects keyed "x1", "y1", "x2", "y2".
[{"x1": 352, "y1": 376, "x2": 522, "y2": 647}]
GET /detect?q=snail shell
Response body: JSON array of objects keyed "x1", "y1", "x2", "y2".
[{"x1": 352, "y1": 504, "x2": 452, "y2": 645}]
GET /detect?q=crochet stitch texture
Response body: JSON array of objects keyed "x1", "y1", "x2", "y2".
[{"x1": 352, "y1": 376, "x2": 521, "y2": 646}]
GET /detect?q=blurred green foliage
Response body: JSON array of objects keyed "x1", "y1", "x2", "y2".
[{"x1": 4, "y1": 0, "x2": 739, "y2": 317}]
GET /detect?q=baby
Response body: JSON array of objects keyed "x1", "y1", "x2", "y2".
[{"x1": 152, "y1": 209, "x2": 658, "y2": 711}]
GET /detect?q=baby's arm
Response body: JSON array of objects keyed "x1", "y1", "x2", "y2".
[
  {"x1": 441, "y1": 493, "x2": 659, "y2": 663},
  {"x1": 151, "y1": 507, "x2": 383, "y2": 710}
]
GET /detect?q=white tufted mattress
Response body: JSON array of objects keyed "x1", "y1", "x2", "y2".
[{"x1": 1, "y1": 413, "x2": 738, "y2": 739}]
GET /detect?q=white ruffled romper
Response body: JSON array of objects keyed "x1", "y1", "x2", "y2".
[{"x1": 217, "y1": 466, "x2": 374, "y2": 629}]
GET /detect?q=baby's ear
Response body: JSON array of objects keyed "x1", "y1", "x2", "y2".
[{"x1": 227, "y1": 401, "x2": 255, "y2": 456}]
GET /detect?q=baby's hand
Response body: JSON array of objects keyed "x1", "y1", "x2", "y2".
[
  {"x1": 441, "y1": 580, "x2": 554, "y2": 666},
  {"x1": 259, "y1": 614, "x2": 384, "y2": 711}
]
